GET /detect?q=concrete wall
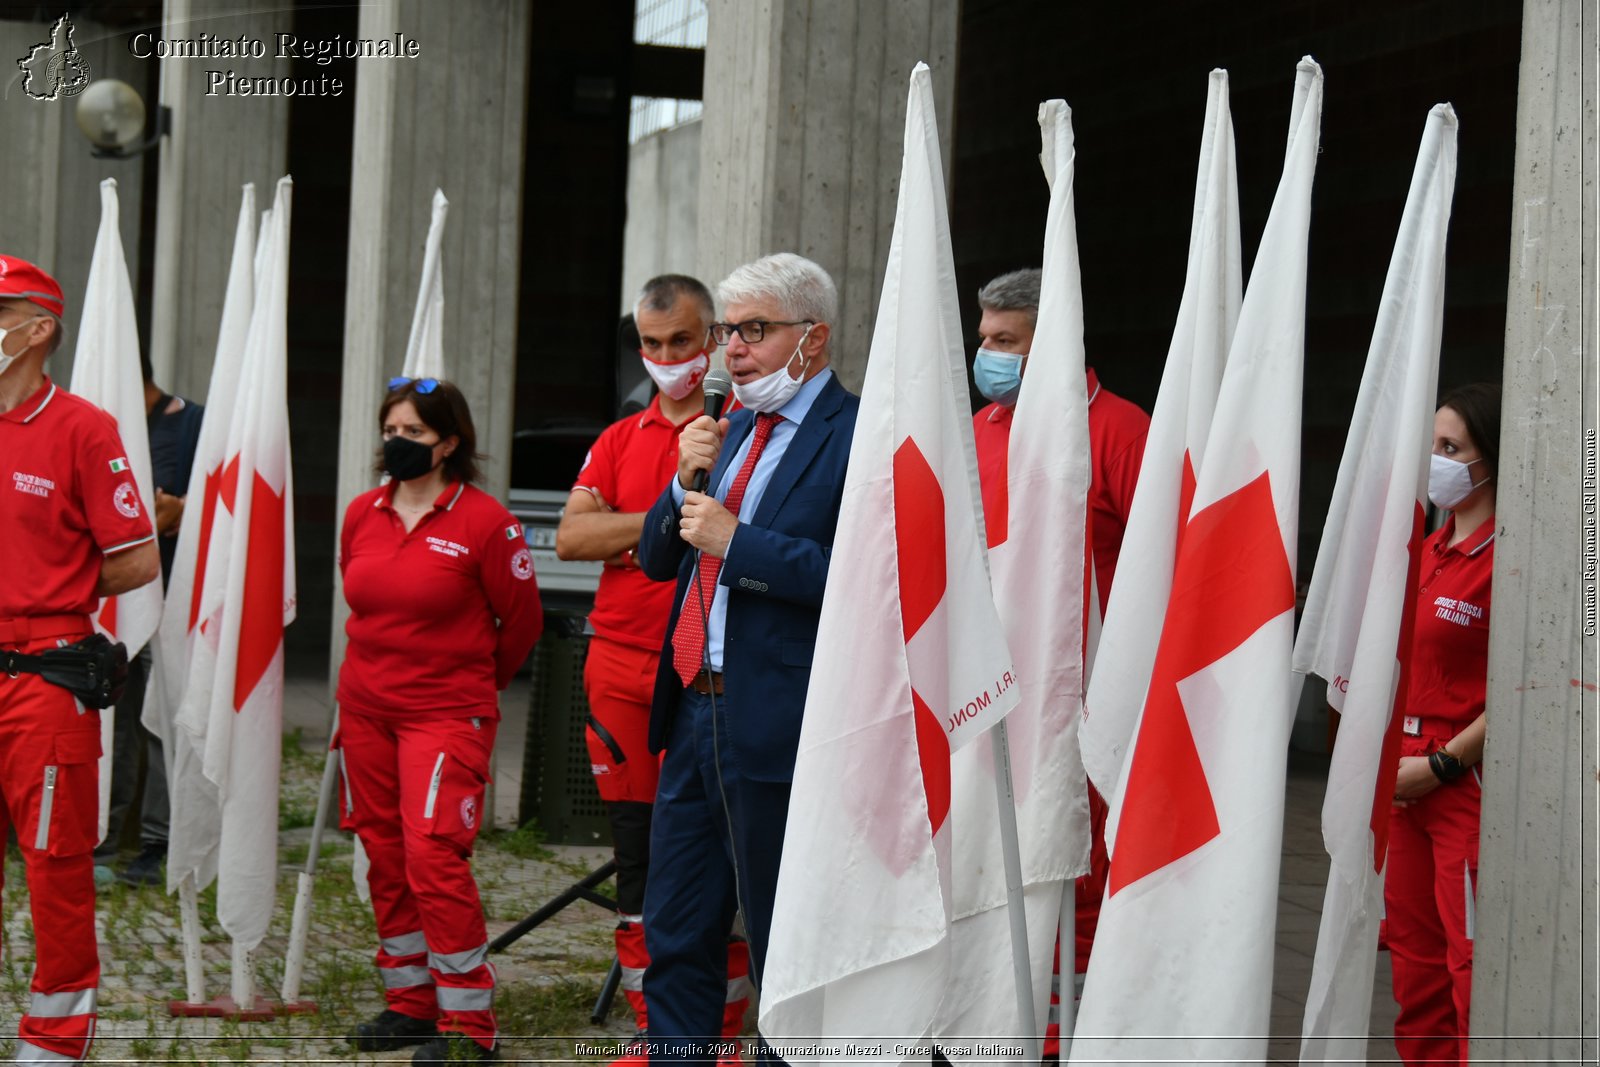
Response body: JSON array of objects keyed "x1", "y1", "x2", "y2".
[
  {"x1": 0, "y1": 11, "x2": 149, "y2": 385},
  {"x1": 1470, "y1": 1, "x2": 1598, "y2": 1060},
  {"x1": 621, "y1": 119, "x2": 703, "y2": 313},
  {"x1": 695, "y1": 0, "x2": 959, "y2": 389}
]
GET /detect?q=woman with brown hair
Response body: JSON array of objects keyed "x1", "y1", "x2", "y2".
[
  {"x1": 337, "y1": 377, "x2": 543, "y2": 1065},
  {"x1": 1387, "y1": 381, "x2": 1500, "y2": 1066}
]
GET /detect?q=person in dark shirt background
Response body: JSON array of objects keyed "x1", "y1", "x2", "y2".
[{"x1": 93, "y1": 353, "x2": 204, "y2": 888}]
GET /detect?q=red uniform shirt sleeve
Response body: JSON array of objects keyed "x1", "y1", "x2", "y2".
[
  {"x1": 81, "y1": 412, "x2": 155, "y2": 554},
  {"x1": 572, "y1": 425, "x2": 620, "y2": 506},
  {"x1": 479, "y1": 514, "x2": 544, "y2": 690}
]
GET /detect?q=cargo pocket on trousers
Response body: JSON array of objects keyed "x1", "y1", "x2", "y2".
[
  {"x1": 35, "y1": 727, "x2": 101, "y2": 857},
  {"x1": 422, "y1": 738, "x2": 492, "y2": 856}
]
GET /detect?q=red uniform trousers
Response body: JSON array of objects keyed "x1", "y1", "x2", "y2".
[
  {"x1": 1386, "y1": 734, "x2": 1480, "y2": 1066},
  {"x1": 337, "y1": 710, "x2": 499, "y2": 1050},
  {"x1": 1042, "y1": 782, "x2": 1109, "y2": 1059},
  {"x1": 0, "y1": 629, "x2": 103, "y2": 1064},
  {"x1": 582, "y1": 636, "x2": 748, "y2": 1046}
]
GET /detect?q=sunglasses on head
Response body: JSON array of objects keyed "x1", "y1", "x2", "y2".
[{"x1": 388, "y1": 376, "x2": 439, "y2": 394}]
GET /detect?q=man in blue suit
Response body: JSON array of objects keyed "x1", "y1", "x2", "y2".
[{"x1": 636, "y1": 253, "x2": 860, "y2": 1065}]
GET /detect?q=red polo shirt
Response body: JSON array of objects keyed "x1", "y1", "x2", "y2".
[
  {"x1": 1403, "y1": 513, "x2": 1495, "y2": 731},
  {"x1": 572, "y1": 396, "x2": 698, "y2": 650},
  {"x1": 0, "y1": 377, "x2": 154, "y2": 618},
  {"x1": 338, "y1": 481, "x2": 544, "y2": 720},
  {"x1": 974, "y1": 368, "x2": 1150, "y2": 605}
]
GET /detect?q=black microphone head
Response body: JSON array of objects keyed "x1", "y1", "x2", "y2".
[{"x1": 702, "y1": 368, "x2": 734, "y2": 419}]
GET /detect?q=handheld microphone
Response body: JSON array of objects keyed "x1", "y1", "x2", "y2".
[{"x1": 691, "y1": 369, "x2": 735, "y2": 493}]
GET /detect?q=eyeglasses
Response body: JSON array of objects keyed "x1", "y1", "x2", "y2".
[
  {"x1": 388, "y1": 376, "x2": 439, "y2": 394},
  {"x1": 709, "y1": 319, "x2": 813, "y2": 346}
]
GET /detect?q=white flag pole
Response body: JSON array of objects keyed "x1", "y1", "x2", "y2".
[
  {"x1": 178, "y1": 874, "x2": 205, "y2": 1005},
  {"x1": 281, "y1": 706, "x2": 343, "y2": 1006},
  {"x1": 230, "y1": 941, "x2": 255, "y2": 1010},
  {"x1": 989, "y1": 721, "x2": 1039, "y2": 1062},
  {"x1": 1057, "y1": 889, "x2": 1076, "y2": 1054}
]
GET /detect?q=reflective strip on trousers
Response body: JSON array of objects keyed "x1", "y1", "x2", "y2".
[
  {"x1": 340, "y1": 751, "x2": 355, "y2": 816},
  {"x1": 431, "y1": 944, "x2": 489, "y2": 975},
  {"x1": 726, "y1": 976, "x2": 750, "y2": 1004},
  {"x1": 436, "y1": 985, "x2": 494, "y2": 1012},
  {"x1": 34, "y1": 766, "x2": 57, "y2": 851},
  {"x1": 380, "y1": 965, "x2": 434, "y2": 990},
  {"x1": 423, "y1": 753, "x2": 446, "y2": 819},
  {"x1": 620, "y1": 965, "x2": 645, "y2": 993},
  {"x1": 15, "y1": 1039, "x2": 81, "y2": 1063},
  {"x1": 28, "y1": 988, "x2": 97, "y2": 1018},
  {"x1": 381, "y1": 930, "x2": 429, "y2": 958},
  {"x1": 1464, "y1": 861, "x2": 1476, "y2": 942}
]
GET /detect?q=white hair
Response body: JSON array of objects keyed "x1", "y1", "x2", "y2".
[{"x1": 716, "y1": 252, "x2": 838, "y2": 328}]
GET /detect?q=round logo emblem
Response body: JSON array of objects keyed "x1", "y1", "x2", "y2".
[
  {"x1": 47, "y1": 51, "x2": 91, "y2": 98},
  {"x1": 459, "y1": 795, "x2": 478, "y2": 829},
  {"x1": 113, "y1": 482, "x2": 139, "y2": 518},
  {"x1": 510, "y1": 547, "x2": 534, "y2": 581}
]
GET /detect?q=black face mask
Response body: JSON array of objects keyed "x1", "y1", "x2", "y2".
[{"x1": 383, "y1": 436, "x2": 438, "y2": 482}]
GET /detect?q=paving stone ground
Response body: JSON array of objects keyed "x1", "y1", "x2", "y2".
[{"x1": 0, "y1": 715, "x2": 1403, "y2": 1064}]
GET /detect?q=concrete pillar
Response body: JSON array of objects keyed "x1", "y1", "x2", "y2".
[
  {"x1": 0, "y1": 11, "x2": 149, "y2": 383},
  {"x1": 694, "y1": 0, "x2": 958, "y2": 389},
  {"x1": 148, "y1": 0, "x2": 292, "y2": 397},
  {"x1": 621, "y1": 120, "x2": 704, "y2": 313},
  {"x1": 1471, "y1": 1, "x2": 1597, "y2": 1061},
  {"x1": 333, "y1": 0, "x2": 531, "y2": 820}
]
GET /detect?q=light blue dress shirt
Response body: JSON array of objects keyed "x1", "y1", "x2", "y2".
[{"x1": 669, "y1": 367, "x2": 835, "y2": 672}]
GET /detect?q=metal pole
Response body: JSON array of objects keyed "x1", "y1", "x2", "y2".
[
  {"x1": 989, "y1": 719, "x2": 1038, "y2": 1062},
  {"x1": 280, "y1": 704, "x2": 343, "y2": 1003}
]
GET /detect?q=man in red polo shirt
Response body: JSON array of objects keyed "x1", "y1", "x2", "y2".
[
  {"x1": 0, "y1": 254, "x2": 159, "y2": 1063},
  {"x1": 555, "y1": 275, "x2": 747, "y2": 1062},
  {"x1": 969, "y1": 267, "x2": 1149, "y2": 1056}
]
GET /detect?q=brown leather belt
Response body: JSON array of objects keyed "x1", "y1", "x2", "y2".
[
  {"x1": 690, "y1": 669, "x2": 725, "y2": 696},
  {"x1": 0, "y1": 614, "x2": 92, "y2": 647}
]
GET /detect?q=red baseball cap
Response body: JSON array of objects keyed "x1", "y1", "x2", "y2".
[{"x1": 0, "y1": 255, "x2": 65, "y2": 318}]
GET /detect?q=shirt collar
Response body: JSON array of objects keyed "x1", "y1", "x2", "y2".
[
  {"x1": 637, "y1": 395, "x2": 681, "y2": 431},
  {"x1": 377, "y1": 480, "x2": 465, "y2": 513},
  {"x1": 771, "y1": 365, "x2": 833, "y2": 425},
  {"x1": 2, "y1": 376, "x2": 55, "y2": 424},
  {"x1": 1433, "y1": 513, "x2": 1497, "y2": 557}
]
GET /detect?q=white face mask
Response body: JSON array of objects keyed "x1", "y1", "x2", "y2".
[
  {"x1": 640, "y1": 348, "x2": 710, "y2": 401},
  {"x1": 732, "y1": 326, "x2": 812, "y2": 413},
  {"x1": 0, "y1": 316, "x2": 39, "y2": 379},
  {"x1": 1428, "y1": 453, "x2": 1489, "y2": 510}
]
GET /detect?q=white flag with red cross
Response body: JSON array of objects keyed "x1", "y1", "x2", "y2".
[
  {"x1": 402, "y1": 188, "x2": 449, "y2": 380},
  {"x1": 149, "y1": 183, "x2": 257, "y2": 894},
  {"x1": 175, "y1": 175, "x2": 296, "y2": 952},
  {"x1": 1293, "y1": 103, "x2": 1456, "y2": 1063},
  {"x1": 69, "y1": 177, "x2": 163, "y2": 843},
  {"x1": 760, "y1": 63, "x2": 1018, "y2": 1060},
  {"x1": 939, "y1": 98, "x2": 1092, "y2": 1055},
  {"x1": 1070, "y1": 58, "x2": 1322, "y2": 1064},
  {"x1": 1080, "y1": 69, "x2": 1242, "y2": 805}
]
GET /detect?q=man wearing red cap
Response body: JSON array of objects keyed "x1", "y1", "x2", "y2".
[{"x1": 0, "y1": 254, "x2": 159, "y2": 1063}]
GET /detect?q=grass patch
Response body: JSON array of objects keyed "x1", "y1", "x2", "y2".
[{"x1": 484, "y1": 820, "x2": 557, "y2": 862}]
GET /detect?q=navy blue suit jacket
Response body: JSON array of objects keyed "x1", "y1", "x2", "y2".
[{"x1": 637, "y1": 371, "x2": 860, "y2": 783}]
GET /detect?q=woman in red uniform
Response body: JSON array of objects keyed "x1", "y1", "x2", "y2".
[
  {"x1": 1387, "y1": 382, "x2": 1499, "y2": 1066},
  {"x1": 337, "y1": 378, "x2": 543, "y2": 1066}
]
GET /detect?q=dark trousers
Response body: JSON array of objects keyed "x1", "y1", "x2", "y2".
[
  {"x1": 97, "y1": 647, "x2": 168, "y2": 855},
  {"x1": 643, "y1": 686, "x2": 790, "y2": 1065}
]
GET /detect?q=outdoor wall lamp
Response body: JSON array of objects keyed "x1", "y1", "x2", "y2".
[{"x1": 75, "y1": 78, "x2": 171, "y2": 160}]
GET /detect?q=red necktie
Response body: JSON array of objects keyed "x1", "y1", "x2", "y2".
[{"x1": 672, "y1": 413, "x2": 781, "y2": 686}]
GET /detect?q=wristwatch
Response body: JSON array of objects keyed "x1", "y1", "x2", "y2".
[{"x1": 1428, "y1": 747, "x2": 1468, "y2": 783}]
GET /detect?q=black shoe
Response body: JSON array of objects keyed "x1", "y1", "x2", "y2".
[
  {"x1": 411, "y1": 1034, "x2": 497, "y2": 1064},
  {"x1": 351, "y1": 1009, "x2": 440, "y2": 1051},
  {"x1": 116, "y1": 843, "x2": 165, "y2": 888}
]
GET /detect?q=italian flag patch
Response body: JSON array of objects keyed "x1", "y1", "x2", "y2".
[
  {"x1": 109, "y1": 458, "x2": 129, "y2": 473},
  {"x1": 504, "y1": 523, "x2": 521, "y2": 540}
]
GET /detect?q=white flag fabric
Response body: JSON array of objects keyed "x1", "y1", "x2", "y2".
[
  {"x1": 69, "y1": 178, "x2": 164, "y2": 843},
  {"x1": 1080, "y1": 69, "x2": 1242, "y2": 804},
  {"x1": 175, "y1": 176, "x2": 296, "y2": 952},
  {"x1": 1071, "y1": 58, "x2": 1322, "y2": 1065},
  {"x1": 150, "y1": 184, "x2": 257, "y2": 894},
  {"x1": 401, "y1": 188, "x2": 448, "y2": 379},
  {"x1": 761, "y1": 63, "x2": 1018, "y2": 1061},
  {"x1": 939, "y1": 98, "x2": 1092, "y2": 1058},
  {"x1": 1293, "y1": 104, "x2": 1456, "y2": 1062}
]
